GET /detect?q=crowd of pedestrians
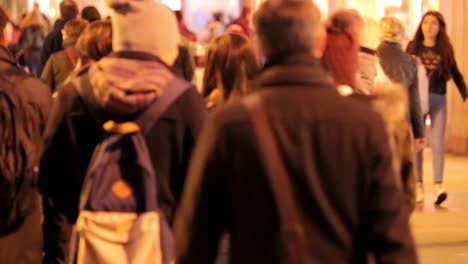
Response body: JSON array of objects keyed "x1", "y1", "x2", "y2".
[{"x1": 0, "y1": 0, "x2": 467, "y2": 263}]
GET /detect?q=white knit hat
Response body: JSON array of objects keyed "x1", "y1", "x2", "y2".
[{"x1": 106, "y1": 0, "x2": 180, "y2": 60}]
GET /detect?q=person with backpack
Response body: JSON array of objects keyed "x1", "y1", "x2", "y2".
[
  {"x1": 39, "y1": 20, "x2": 113, "y2": 264},
  {"x1": 0, "y1": 8, "x2": 52, "y2": 264},
  {"x1": 41, "y1": 18, "x2": 88, "y2": 93},
  {"x1": 39, "y1": 0, "x2": 206, "y2": 263},
  {"x1": 174, "y1": 1, "x2": 417, "y2": 263}
]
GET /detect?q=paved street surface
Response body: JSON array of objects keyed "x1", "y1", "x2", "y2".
[{"x1": 412, "y1": 149, "x2": 468, "y2": 263}]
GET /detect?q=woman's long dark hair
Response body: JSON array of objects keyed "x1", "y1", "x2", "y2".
[
  {"x1": 202, "y1": 33, "x2": 259, "y2": 98},
  {"x1": 410, "y1": 11, "x2": 454, "y2": 79}
]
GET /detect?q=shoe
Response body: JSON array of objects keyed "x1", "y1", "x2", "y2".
[
  {"x1": 416, "y1": 182, "x2": 424, "y2": 203},
  {"x1": 434, "y1": 184, "x2": 447, "y2": 206}
]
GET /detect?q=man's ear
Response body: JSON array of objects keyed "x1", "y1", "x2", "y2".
[{"x1": 312, "y1": 25, "x2": 327, "y2": 58}]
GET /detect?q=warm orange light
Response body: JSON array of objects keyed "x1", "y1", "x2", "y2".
[{"x1": 425, "y1": 115, "x2": 431, "y2": 126}]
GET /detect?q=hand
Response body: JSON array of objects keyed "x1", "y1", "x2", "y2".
[{"x1": 414, "y1": 138, "x2": 426, "y2": 152}]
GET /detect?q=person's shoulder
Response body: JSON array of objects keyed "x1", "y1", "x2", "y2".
[
  {"x1": 406, "y1": 40, "x2": 417, "y2": 53},
  {"x1": 14, "y1": 75, "x2": 52, "y2": 110},
  {"x1": 174, "y1": 78, "x2": 200, "y2": 99},
  {"x1": 339, "y1": 94, "x2": 385, "y2": 129},
  {"x1": 19, "y1": 75, "x2": 51, "y2": 96},
  {"x1": 207, "y1": 100, "x2": 250, "y2": 130},
  {"x1": 48, "y1": 50, "x2": 65, "y2": 62},
  {"x1": 168, "y1": 78, "x2": 205, "y2": 116},
  {"x1": 44, "y1": 28, "x2": 60, "y2": 41}
]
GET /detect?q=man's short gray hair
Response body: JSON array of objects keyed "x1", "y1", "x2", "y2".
[{"x1": 254, "y1": 0, "x2": 322, "y2": 58}]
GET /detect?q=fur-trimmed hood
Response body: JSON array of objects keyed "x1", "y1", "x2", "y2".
[{"x1": 370, "y1": 81, "x2": 409, "y2": 132}]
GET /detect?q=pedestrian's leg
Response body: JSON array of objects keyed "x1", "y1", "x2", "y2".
[
  {"x1": 416, "y1": 150, "x2": 424, "y2": 182},
  {"x1": 416, "y1": 150, "x2": 424, "y2": 203},
  {"x1": 429, "y1": 93, "x2": 447, "y2": 205}
]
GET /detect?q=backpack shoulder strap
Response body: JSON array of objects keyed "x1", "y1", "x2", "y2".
[
  {"x1": 137, "y1": 78, "x2": 191, "y2": 134},
  {"x1": 242, "y1": 93, "x2": 305, "y2": 262},
  {"x1": 64, "y1": 48, "x2": 77, "y2": 67}
]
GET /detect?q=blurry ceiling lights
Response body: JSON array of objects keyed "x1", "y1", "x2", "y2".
[
  {"x1": 314, "y1": 0, "x2": 328, "y2": 16},
  {"x1": 383, "y1": 0, "x2": 403, "y2": 6},
  {"x1": 428, "y1": 0, "x2": 439, "y2": 9}
]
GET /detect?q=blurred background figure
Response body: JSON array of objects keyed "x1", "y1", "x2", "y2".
[
  {"x1": 40, "y1": 0, "x2": 79, "y2": 75},
  {"x1": 173, "y1": 10, "x2": 197, "y2": 82},
  {"x1": 13, "y1": 17, "x2": 46, "y2": 76},
  {"x1": 324, "y1": 10, "x2": 420, "y2": 213},
  {"x1": 81, "y1": 6, "x2": 101, "y2": 23},
  {"x1": 358, "y1": 17, "x2": 380, "y2": 94},
  {"x1": 41, "y1": 18, "x2": 88, "y2": 93},
  {"x1": 203, "y1": 32, "x2": 259, "y2": 109},
  {"x1": 202, "y1": 11, "x2": 226, "y2": 45},
  {"x1": 376, "y1": 16, "x2": 425, "y2": 153},
  {"x1": 19, "y1": 2, "x2": 50, "y2": 34},
  {"x1": 175, "y1": 10, "x2": 197, "y2": 43},
  {"x1": 323, "y1": 9, "x2": 363, "y2": 95},
  {"x1": 173, "y1": 44, "x2": 196, "y2": 82},
  {"x1": 230, "y1": 6, "x2": 252, "y2": 36},
  {"x1": 407, "y1": 11, "x2": 468, "y2": 206}
]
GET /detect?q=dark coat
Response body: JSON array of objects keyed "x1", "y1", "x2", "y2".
[
  {"x1": 174, "y1": 54, "x2": 417, "y2": 264},
  {"x1": 39, "y1": 20, "x2": 67, "y2": 75},
  {"x1": 0, "y1": 47, "x2": 51, "y2": 264},
  {"x1": 40, "y1": 51, "x2": 207, "y2": 224},
  {"x1": 376, "y1": 41, "x2": 425, "y2": 139}
]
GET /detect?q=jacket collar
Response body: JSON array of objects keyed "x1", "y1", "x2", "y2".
[{"x1": 256, "y1": 52, "x2": 335, "y2": 89}]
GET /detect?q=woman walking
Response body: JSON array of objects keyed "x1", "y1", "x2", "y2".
[{"x1": 407, "y1": 11, "x2": 467, "y2": 206}]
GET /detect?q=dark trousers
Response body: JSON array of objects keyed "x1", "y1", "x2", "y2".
[{"x1": 42, "y1": 197, "x2": 74, "y2": 264}]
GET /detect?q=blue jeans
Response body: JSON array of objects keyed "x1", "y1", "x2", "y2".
[{"x1": 417, "y1": 93, "x2": 447, "y2": 184}]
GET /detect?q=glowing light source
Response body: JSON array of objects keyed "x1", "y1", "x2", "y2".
[
  {"x1": 48, "y1": 8, "x2": 57, "y2": 20},
  {"x1": 428, "y1": 0, "x2": 440, "y2": 9},
  {"x1": 425, "y1": 115, "x2": 431, "y2": 126},
  {"x1": 161, "y1": 0, "x2": 181, "y2": 10},
  {"x1": 383, "y1": 0, "x2": 403, "y2": 6},
  {"x1": 314, "y1": 0, "x2": 328, "y2": 17},
  {"x1": 29, "y1": 0, "x2": 50, "y2": 11}
]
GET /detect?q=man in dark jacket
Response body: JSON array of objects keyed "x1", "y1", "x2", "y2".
[
  {"x1": 39, "y1": 1, "x2": 206, "y2": 263},
  {"x1": 174, "y1": 1, "x2": 418, "y2": 263},
  {"x1": 39, "y1": 0, "x2": 78, "y2": 75},
  {"x1": 0, "y1": 11, "x2": 52, "y2": 263}
]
